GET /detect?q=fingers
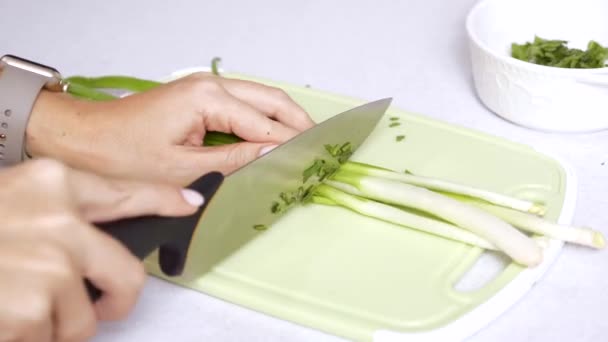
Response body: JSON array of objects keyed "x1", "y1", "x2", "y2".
[
  {"x1": 217, "y1": 78, "x2": 316, "y2": 131},
  {"x1": 0, "y1": 221, "x2": 145, "y2": 341},
  {"x1": 0, "y1": 244, "x2": 54, "y2": 342},
  {"x1": 31, "y1": 240, "x2": 96, "y2": 342},
  {"x1": 203, "y1": 88, "x2": 300, "y2": 143},
  {"x1": 0, "y1": 240, "x2": 91, "y2": 342},
  {"x1": 0, "y1": 295, "x2": 53, "y2": 342},
  {"x1": 52, "y1": 259, "x2": 97, "y2": 342},
  {"x1": 67, "y1": 168, "x2": 204, "y2": 223},
  {"x1": 81, "y1": 227, "x2": 146, "y2": 320},
  {"x1": 178, "y1": 141, "x2": 276, "y2": 175}
]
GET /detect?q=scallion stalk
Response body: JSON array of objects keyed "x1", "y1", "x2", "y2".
[
  {"x1": 341, "y1": 161, "x2": 546, "y2": 215},
  {"x1": 65, "y1": 76, "x2": 161, "y2": 92},
  {"x1": 202, "y1": 131, "x2": 244, "y2": 146},
  {"x1": 313, "y1": 184, "x2": 498, "y2": 250},
  {"x1": 448, "y1": 195, "x2": 605, "y2": 249},
  {"x1": 65, "y1": 82, "x2": 116, "y2": 101},
  {"x1": 211, "y1": 57, "x2": 222, "y2": 76},
  {"x1": 327, "y1": 172, "x2": 543, "y2": 267}
]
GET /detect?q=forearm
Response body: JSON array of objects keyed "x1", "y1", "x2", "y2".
[{"x1": 26, "y1": 90, "x2": 109, "y2": 171}]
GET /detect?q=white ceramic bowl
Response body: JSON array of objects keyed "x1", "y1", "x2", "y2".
[{"x1": 466, "y1": 0, "x2": 608, "y2": 132}]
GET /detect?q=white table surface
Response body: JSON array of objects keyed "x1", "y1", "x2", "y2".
[{"x1": 2, "y1": 0, "x2": 607, "y2": 341}]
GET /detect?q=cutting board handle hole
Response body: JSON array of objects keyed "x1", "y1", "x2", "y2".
[{"x1": 452, "y1": 250, "x2": 511, "y2": 292}]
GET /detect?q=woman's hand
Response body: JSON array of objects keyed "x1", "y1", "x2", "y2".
[
  {"x1": 0, "y1": 159, "x2": 204, "y2": 342},
  {"x1": 26, "y1": 72, "x2": 316, "y2": 185}
]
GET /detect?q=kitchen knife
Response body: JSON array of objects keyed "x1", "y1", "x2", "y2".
[
  {"x1": 177, "y1": 97, "x2": 392, "y2": 278},
  {"x1": 87, "y1": 97, "x2": 391, "y2": 300}
]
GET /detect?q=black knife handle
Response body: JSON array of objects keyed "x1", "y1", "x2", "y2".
[{"x1": 85, "y1": 171, "x2": 224, "y2": 301}]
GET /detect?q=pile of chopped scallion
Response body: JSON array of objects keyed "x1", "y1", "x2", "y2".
[{"x1": 511, "y1": 36, "x2": 608, "y2": 69}]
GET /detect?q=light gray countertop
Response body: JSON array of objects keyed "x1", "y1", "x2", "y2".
[{"x1": 2, "y1": 0, "x2": 607, "y2": 341}]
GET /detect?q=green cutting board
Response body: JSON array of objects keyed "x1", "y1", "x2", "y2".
[{"x1": 143, "y1": 68, "x2": 575, "y2": 342}]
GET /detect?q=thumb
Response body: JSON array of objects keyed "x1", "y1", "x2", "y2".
[
  {"x1": 68, "y1": 169, "x2": 205, "y2": 222},
  {"x1": 187, "y1": 142, "x2": 278, "y2": 175}
]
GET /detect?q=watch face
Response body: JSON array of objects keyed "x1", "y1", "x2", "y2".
[
  {"x1": 1, "y1": 54, "x2": 62, "y2": 79},
  {"x1": 1, "y1": 55, "x2": 63, "y2": 91}
]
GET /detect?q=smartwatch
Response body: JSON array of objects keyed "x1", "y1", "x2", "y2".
[{"x1": 0, "y1": 54, "x2": 66, "y2": 168}]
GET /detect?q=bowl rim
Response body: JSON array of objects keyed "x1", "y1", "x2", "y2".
[{"x1": 465, "y1": 0, "x2": 608, "y2": 76}]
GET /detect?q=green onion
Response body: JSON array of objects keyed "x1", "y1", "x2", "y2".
[
  {"x1": 340, "y1": 161, "x2": 545, "y2": 215},
  {"x1": 314, "y1": 185, "x2": 498, "y2": 250},
  {"x1": 449, "y1": 195, "x2": 605, "y2": 249},
  {"x1": 65, "y1": 75, "x2": 161, "y2": 92},
  {"x1": 211, "y1": 57, "x2": 222, "y2": 76},
  {"x1": 65, "y1": 82, "x2": 116, "y2": 101},
  {"x1": 203, "y1": 132, "x2": 243, "y2": 146},
  {"x1": 326, "y1": 172, "x2": 543, "y2": 267}
]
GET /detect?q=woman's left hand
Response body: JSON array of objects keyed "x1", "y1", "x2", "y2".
[{"x1": 26, "y1": 72, "x2": 315, "y2": 185}]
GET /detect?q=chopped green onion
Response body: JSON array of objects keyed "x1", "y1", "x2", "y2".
[
  {"x1": 512, "y1": 36, "x2": 608, "y2": 69},
  {"x1": 253, "y1": 224, "x2": 268, "y2": 231},
  {"x1": 303, "y1": 159, "x2": 326, "y2": 183}
]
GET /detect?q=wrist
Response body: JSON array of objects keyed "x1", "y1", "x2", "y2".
[{"x1": 26, "y1": 90, "x2": 97, "y2": 163}]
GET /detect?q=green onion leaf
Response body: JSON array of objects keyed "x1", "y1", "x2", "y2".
[{"x1": 211, "y1": 57, "x2": 222, "y2": 75}]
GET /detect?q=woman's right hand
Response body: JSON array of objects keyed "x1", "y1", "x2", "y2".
[{"x1": 0, "y1": 159, "x2": 204, "y2": 342}]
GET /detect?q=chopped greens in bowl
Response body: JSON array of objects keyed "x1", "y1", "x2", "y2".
[{"x1": 511, "y1": 36, "x2": 608, "y2": 69}]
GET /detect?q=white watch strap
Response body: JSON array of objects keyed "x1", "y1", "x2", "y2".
[{"x1": 0, "y1": 64, "x2": 50, "y2": 167}]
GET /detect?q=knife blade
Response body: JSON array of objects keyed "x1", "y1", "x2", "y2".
[{"x1": 179, "y1": 97, "x2": 392, "y2": 278}]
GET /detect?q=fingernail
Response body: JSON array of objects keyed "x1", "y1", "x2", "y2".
[
  {"x1": 258, "y1": 145, "x2": 278, "y2": 157},
  {"x1": 181, "y1": 189, "x2": 205, "y2": 207}
]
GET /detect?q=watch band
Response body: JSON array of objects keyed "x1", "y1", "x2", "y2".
[{"x1": 0, "y1": 55, "x2": 64, "y2": 168}]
